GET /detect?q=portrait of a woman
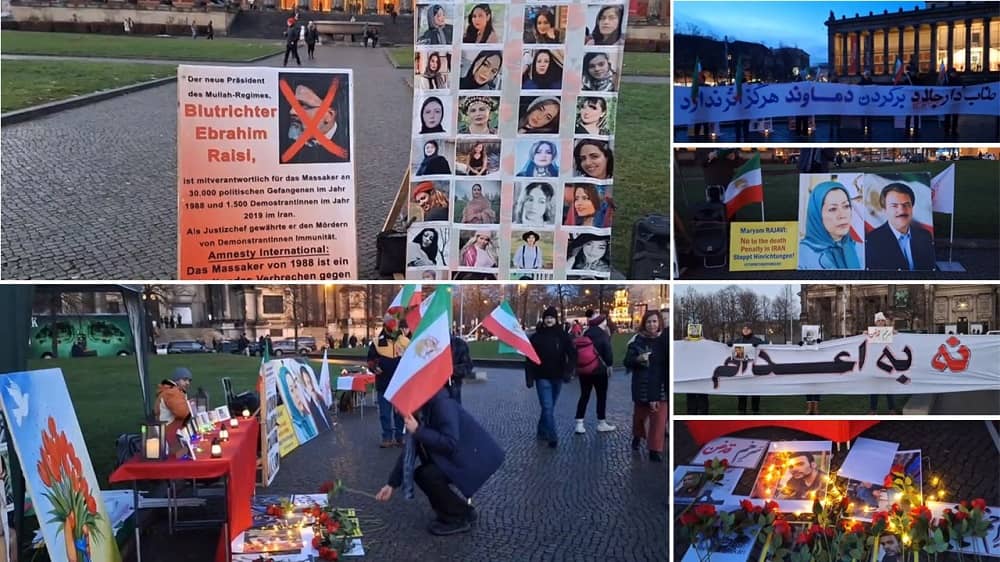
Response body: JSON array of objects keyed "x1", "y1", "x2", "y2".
[
  {"x1": 416, "y1": 51, "x2": 448, "y2": 89},
  {"x1": 408, "y1": 227, "x2": 446, "y2": 267},
  {"x1": 298, "y1": 365, "x2": 330, "y2": 430},
  {"x1": 522, "y1": 49, "x2": 563, "y2": 90},
  {"x1": 799, "y1": 181, "x2": 863, "y2": 270},
  {"x1": 518, "y1": 97, "x2": 561, "y2": 134},
  {"x1": 575, "y1": 97, "x2": 611, "y2": 136},
  {"x1": 415, "y1": 140, "x2": 451, "y2": 176},
  {"x1": 278, "y1": 365, "x2": 318, "y2": 443},
  {"x1": 460, "y1": 50, "x2": 503, "y2": 90},
  {"x1": 574, "y1": 139, "x2": 613, "y2": 180},
  {"x1": 459, "y1": 183, "x2": 498, "y2": 224},
  {"x1": 568, "y1": 233, "x2": 611, "y2": 272},
  {"x1": 460, "y1": 231, "x2": 498, "y2": 268},
  {"x1": 463, "y1": 3, "x2": 498, "y2": 43},
  {"x1": 417, "y1": 4, "x2": 454, "y2": 45},
  {"x1": 514, "y1": 182, "x2": 556, "y2": 225},
  {"x1": 517, "y1": 140, "x2": 559, "y2": 177},
  {"x1": 513, "y1": 231, "x2": 543, "y2": 269},
  {"x1": 585, "y1": 5, "x2": 624, "y2": 46},
  {"x1": 582, "y1": 52, "x2": 619, "y2": 92},
  {"x1": 524, "y1": 7, "x2": 561, "y2": 44},
  {"x1": 418, "y1": 96, "x2": 446, "y2": 134},
  {"x1": 564, "y1": 184, "x2": 614, "y2": 227},
  {"x1": 465, "y1": 142, "x2": 490, "y2": 175},
  {"x1": 458, "y1": 96, "x2": 498, "y2": 135}
]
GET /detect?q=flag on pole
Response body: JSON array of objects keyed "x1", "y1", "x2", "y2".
[
  {"x1": 482, "y1": 301, "x2": 541, "y2": 364},
  {"x1": 734, "y1": 56, "x2": 744, "y2": 102},
  {"x1": 892, "y1": 57, "x2": 905, "y2": 85},
  {"x1": 318, "y1": 348, "x2": 332, "y2": 407},
  {"x1": 931, "y1": 163, "x2": 956, "y2": 214},
  {"x1": 383, "y1": 287, "x2": 453, "y2": 417},
  {"x1": 388, "y1": 285, "x2": 424, "y2": 332},
  {"x1": 723, "y1": 153, "x2": 763, "y2": 219},
  {"x1": 691, "y1": 57, "x2": 702, "y2": 101}
]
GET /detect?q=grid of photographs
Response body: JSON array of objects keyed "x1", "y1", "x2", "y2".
[{"x1": 407, "y1": 1, "x2": 628, "y2": 281}]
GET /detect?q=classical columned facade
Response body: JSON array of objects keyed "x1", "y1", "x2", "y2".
[{"x1": 825, "y1": 3, "x2": 999, "y2": 79}]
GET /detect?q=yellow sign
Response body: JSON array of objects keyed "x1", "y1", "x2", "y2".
[
  {"x1": 729, "y1": 221, "x2": 798, "y2": 271},
  {"x1": 275, "y1": 405, "x2": 300, "y2": 457}
]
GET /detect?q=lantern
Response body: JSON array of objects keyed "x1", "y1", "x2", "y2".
[
  {"x1": 140, "y1": 420, "x2": 167, "y2": 461},
  {"x1": 219, "y1": 428, "x2": 230, "y2": 442},
  {"x1": 242, "y1": 408, "x2": 251, "y2": 418},
  {"x1": 210, "y1": 438, "x2": 223, "y2": 458},
  {"x1": 230, "y1": 417, "x2": 239, "y2": 428}
]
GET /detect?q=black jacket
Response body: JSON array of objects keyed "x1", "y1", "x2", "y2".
[
  {"x1": 526, "y1": 323, "x2": 576, "y2": 383},
  {"x1": 450, "y1": 336, "x2": 473, "y2": 384},
  {"x1": 733, "y1": 333, "x2": 764, "y2": 346},
  {"x1": 626, "y1": 331, "x2": 667, "y2": 403},
  {"x1": 583, "y1": 325, "x2": 614, "y2": 367},
  {"x1": 865, "y1": 221, "x2": 936, "y2": 271}
]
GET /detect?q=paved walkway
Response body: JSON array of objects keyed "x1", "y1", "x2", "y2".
[
  {"x1": 139, "y1": 367, "x2": 668, "y2": 561},
  {"x1": 0, "y1": 52, "x2": 280, "y2": 65},
  {"x1": 1, "y1": 45, "x2": 411, "y2": 279}
]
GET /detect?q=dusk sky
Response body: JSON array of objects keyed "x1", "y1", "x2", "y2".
[
  {"x1": 674, "y1": 1, "x2": 920, "y2": 62},
  {"x1": 675, "y1": 284, "x2": 801, "y2": 301}
]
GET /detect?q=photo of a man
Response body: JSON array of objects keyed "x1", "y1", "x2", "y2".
[
  {"x1": 878, "y1": 533, "x2": 902, "y2": 562},
  {"x1": 776, "y1": 451, "x2": 828, "y2": 500},
  {"x1": 675, "y1": 471, "x2": 704, "y2": 498},
  {"x1": 866, "y1": 182, "x2": 935, "y2": 271},
  {"x1": 278, "y1": 73, "x2": 351, "y2": 164}
]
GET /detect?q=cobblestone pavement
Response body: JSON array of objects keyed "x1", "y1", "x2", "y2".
[
  {"x1": 1, "y1": 45, "x2": 410, "y2": 279},
  {"x1": 672, "y1": 420, "x2": 1000, "y2": 560},
  {"x1": 140, "y1": 367, "x2": 668, "y2": 561}
]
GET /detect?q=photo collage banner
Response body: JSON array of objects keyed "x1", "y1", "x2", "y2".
[{"x1": 407, "y1": 0, "x2": 628, "y2": 280}]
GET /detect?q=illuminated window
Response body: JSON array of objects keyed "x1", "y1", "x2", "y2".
[
  {"x1": 970, "y1": 20, "x2": 984, "y2": 72},
  {"x1": 937, "y1": 24, "x2": 949, "y2": 69},
  {"x1": 874, "y1": 30, "x2": 886, "y2": 73},
  {"x1": 953, "y1": 22, "x2": 966, "y2": 72},
  {"x1": 918, "y1": 25, "x2": 931, "y2": 72}
]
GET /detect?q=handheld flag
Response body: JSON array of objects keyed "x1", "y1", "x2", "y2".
[
  {"x1": 482, "y1": 301, "x2": 541, "y2": 364},
  {"x1": 723, "y1": 153, "x2": 763, "y2": 219},
  {"x1": 383, "y1": 287, "x2": 453, "y2": 417},
  {"x1": 734, "y1": 56, "x2": 744, "y2": 102},
  {"x1": 388, "y1": 285, "x2": 424, "y2": 332},
  {"x1": 318, "y1": 348, "x2": 332, "y2": 407},
  {"x1": 931, "y1": 163, "x2": 956, "y2": 214},
  {"x1": 691, "y1": 57, "x2": 702, "y2": 101},
  {"x1": 892, "y1": 57, "x2": 905, "y2": 85}
]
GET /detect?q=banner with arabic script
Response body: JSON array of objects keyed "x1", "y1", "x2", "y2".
[
  {"x1": 673, "y1": 82, "x2": 1000, "y2": 126},
  {"x1": 673, "y1": 334, "x2": 1000, "y2": 395}
]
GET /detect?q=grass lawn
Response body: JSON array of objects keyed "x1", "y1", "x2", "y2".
[
  {"x1": 386, "y1": 46, "x2": 668, "y2": 76},
  {"x1": 0, "y1": 30, "x2": 282, "y2": 61},
  {"x1": 674, "y1": 158, "x2": 1000, "y2": 240},
  {"x1": 671, "y1": 393, "x2": 911, "y2": 415},
  {"x1": 1, "y1": 60, "x2": 176, "y2": 112}
]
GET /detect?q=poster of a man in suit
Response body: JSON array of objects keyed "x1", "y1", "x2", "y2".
[
  {"x1": 278, "y1": 72, "x2": 352, "y2": 164},
  {"x1": 863, "y1": 174, "x2": 935, "y2": 271}
]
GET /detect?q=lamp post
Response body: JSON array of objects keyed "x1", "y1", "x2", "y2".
[{"x1": 141, "y1": 286, "x2": 164, "y2": 353}]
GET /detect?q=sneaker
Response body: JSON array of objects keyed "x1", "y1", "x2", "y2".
[
  {"x1": 596, "y1": 420, "x2": 616, "y2": 432},
  {"x1": 574, "y1": 420, "x2": 586, "y2": 434},
  {"x1": 631, "y1": 437, "x2": 641, "y2": 451},
  {"x1": 427, "y1": 520, "x2": 472, "y2": 536},
  {"x1": 649, "y1": 451, "x2": 664, "y2": 462}
]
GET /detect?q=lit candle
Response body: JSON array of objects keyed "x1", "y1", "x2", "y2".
[
  {"x1": 219, "y1": 428, "x2": 230, "y2": 441},
  {"x1": 230, "y1": 418, "x2": 239, "y2": 428},
  {"x1": 242, "y1": 408, "x2": 251, "y2": 418},
  {"x1": 145, "y1": 437, "x2": 161, "y2": 459},
  {"x1": 211, "y1": 443, "x2": 223, "y2": 458}
]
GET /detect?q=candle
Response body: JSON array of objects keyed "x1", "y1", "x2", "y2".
[
  {"x1": 145, "y1": 437, "x2": 161, "y2": 459},
  {"x1": 242, "y1": 408, "x2": 251, "y2": 418},
  {"x1": 211, "y1": 443, "x2": 223, "y2": 458},
  {"x1": 219, "y1": 428, "x2": 230, "y2": 441},
  {"x1": 230, "y1": 418, "x2": 239, "y2": 428}
]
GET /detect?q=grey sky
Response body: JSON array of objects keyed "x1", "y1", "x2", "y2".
[{"x1": 674, "y1": 284, "x2": 801, "y2": 300}]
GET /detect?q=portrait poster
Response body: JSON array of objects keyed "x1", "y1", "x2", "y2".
[
  {"x1": 407, "y1": 1, "x2": 628, "y2": 280},
  {"x1": 797, "y1": 173, "x2": 865, "y2": 271},
  {"x1": 750, "y1": 441, "x2": 832, "y2": 513},
  {"x1": 680, "y1": 526, "x2": 761, "y2": 562},
  {"x1": 842, "y1": 450, "x2": 922, "y2": 522},
  {"x1": 0, "y1": 369, "x2": 122, "y2": 562},
  {"x1": 177, "y1": 66, "x2": 358, "y2": 280},
  {"x1": 271, "y1": 359, "x2": 331, "y2": 456},
  {"x1": 689, "y1": 437, "x2": 769, "y2": 469},
  {"x1": 259, "y1": 360, "x2": 281, "y2": 485},
  {"x1": 672, "y1": 465, "x2": 743, "y2": 506},
  {"x1": 862, "y1": 172, "x2": 935, "y2": 271}
]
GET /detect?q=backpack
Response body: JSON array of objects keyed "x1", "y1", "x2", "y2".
[{"x1": 574, "y1": 336, "x2": 602, "y2": 376}]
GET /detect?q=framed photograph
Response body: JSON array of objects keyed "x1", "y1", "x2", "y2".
[
  {"x1": 214, "y1": 405, "x2": 231, "y2": 422},
  {"x1": 522, "y1": 5, "x2": 567, "y2": 44},
  {"x1": 690, "y1": 437, "x2": 769, "y2": 469},
  {"x1": 750, "y1": 441, "x2": 832, "y2": 508},
  {"x1": 673, "y1": 465, "x2": 743, "y2": 505},
  {"x1": 196, "y1": 411, "x2": 212, "y2": 429},
  {"x1": 687, "y1": 323, "x2": 703, "y2": 339}
]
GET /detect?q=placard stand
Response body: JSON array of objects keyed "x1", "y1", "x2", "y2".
[{"x1": 375, "y1": 169, "x2": 411, "y2": 279}]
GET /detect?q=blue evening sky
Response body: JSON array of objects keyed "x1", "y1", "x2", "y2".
[{"x1": 674, "y1": 1, "x2": 919, "y2": 63}]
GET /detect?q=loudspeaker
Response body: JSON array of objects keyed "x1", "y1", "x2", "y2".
[
  {"x1": 629, "y1": 214, "x2": 670, "y2": 279},
  {"x1": 690, "y1": 203, "x2": 728, "y2": 258},
  {"x1": 376, "y1": 231, "x2": 407, "y2": 276}
]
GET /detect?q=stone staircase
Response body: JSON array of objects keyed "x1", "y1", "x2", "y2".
[{"x1": 228, "y1": 9, "x2": 413, "y2": 45}]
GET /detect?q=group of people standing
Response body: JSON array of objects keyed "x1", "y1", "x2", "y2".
[{"x1": 283, "y1": 13, "x2": 320, "y2": 67}]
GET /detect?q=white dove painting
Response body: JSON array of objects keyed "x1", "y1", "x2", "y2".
[{"x1": 0, "y1": 368, "x2": 121, "y2": 562}]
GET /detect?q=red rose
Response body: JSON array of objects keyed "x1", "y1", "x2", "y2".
[
  {"x1": 943, "y1": 508, "x2": 953, "y2": 516},
  {"x1": 872, "y1": 511, "x2": 889, "y2": 525},
  {"x1": 884, "y1": 475, "x2": 896, "y2": 488},
  {"x1": 319, "y1": 512, "x2": 330, "y2": 523},
  {"x1": 960, "y1": 500, "x2": 970, "y2": 509},
  {"x1": 330, "y1": 521, "x2": 341, "y2": 533},
  {"x1": 680, "y1": 511, "x2": 699, "y2": 526},
  {"x1": 694, "y1": 504, "x2": 717, "y2": 518},
  {"x1": 774, "y1": 518, "x2": 792, "y2": 541},
  {"x1": 740, "y1": 499, "x2": 755, "y2": 512},
  {"x1": 318, "y1": 547, "x2": 330, "y2": 557},
  {"x1": 890, "y1": 464, "x2": 904, "y2": 475},
  {"x1": 325, "y1": 550, "x2": 339, "y2": 561},
  {"x1": 795, "y1": 531, "x2": 812, "y2": 545},
  {"x1": 938, "y1": 518, "x2": 950, "y2": 529},
  {"x1": 720, "y1": 459, "x2": 729, "y2": 467},
  {"x1": 752, "y1": 505, "x2": 763, "y2": 515},
  {"x1": 312, "y1": 536, "x2": 322, "y2": 549},
  {"x1": 764, "y1": 500, "x2": 780, "y2": 514},
  {"x1": 972, "y1": 498, "x2": 987, "y2": 511},
  {"x1": 704, "y1": 460, "x2": 713, "y2": 468},
  {"x1": 319, "y1": 481, "x2": 335, "y2": 493},
  {"x1": 891, "y1": 503, "x2": 901, "y2": 515},
  {"x1": 954, "y1": 511, "x2": 969, "y2": 522}
]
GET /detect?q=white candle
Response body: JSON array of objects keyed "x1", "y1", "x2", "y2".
[
  {"x1": 230, "y1": 418, "x2": 239, "y2": 428},
  {"x1": 145, "y1": 437, "x2": 161, "y2": 459}
]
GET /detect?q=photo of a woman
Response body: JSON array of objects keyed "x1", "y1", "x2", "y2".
[
  {"x1": 522, "y1": 49, "x2": 564, "y2": 90},
  {"x1": 582, "y1": 51, "x2": 621, "y2": 92},
  {"x1": 459, "y1": 50, "x2": 503, "y2": 90},
  {"x1": 407, "y1": 227, "x2": 447, "y2": 267},
  {"x1": 410, "y1": 181, "x2": 450, "y2": 222},
  {"x1": 456, "y1": 181, "x2": 499, "y2": 224},
  {"x1": 513, "y1": 182, "x2": 557, "y2": 226},
  {"x1": 298, "y1": 365, "x2": 331, "y2": 430},
  {"x1": 462, "y1": 3, "x2": 499, "y2": 43},
  {"x1": 460, "y1": 230, "x2": 499, "y2": 269},
  {"x1": 513, "y1": 231, "x2": 544, "y2": 270},
  {"x1": 575, "y1": 96, "x2": 613, "y2": 136},
  {"x1": 568, "y1": 233, "x2": 611, "y2": 273},
  {"x1": 466, "y1": 142, "x2": 489, "y2": 175},
  {"x1": 415, "y1": 51, "x2": 449, "y2": 89},
  {"x1": 516, "y1": 140, "x2": 559, "y2": 177},
  {"x1": 457, "y1": 140, "x2": 500, "y2": 176},
  {"x1": 585, "y1": 5, "x2": 625, "y2": 46},
  {"x1": 564, "y1": 183, "x2": 614, "y2": 227},
  {"x1": 414, "y1": 139, "x2": 452, "y2": 176},
  {"x1": 457, "y1": 95, "x2": 499, "y2": 135},
  {"x1": 574, "y1": 139, "x2": 613, "y2": 180},
  {"x1": 277, "y1": 364, "x2": 318, "y2": 443},
  {"x1": 518, "y1": 96, "x2": 561, "y2": 134},
  {"x1": 417, "y1": 96, "x2": 446, "y2": 134},
  {"x1": 799, "y1": 181, "x2": 864, "y2": 270},
  {"x1": 523, "y1": 6, "x2": 562, "y2": 44},
  {"x1": 417, "y1": 4, "x2": 454, "y2": 45}
]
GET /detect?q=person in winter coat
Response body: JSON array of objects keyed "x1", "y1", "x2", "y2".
[
  {"x1": 448, "y1": 333, "x2": 473, "y2": 404},
  {"x1": 367, "y1": 315, "x2": 411, "y2": 448},
  {"x1": 305, "y1": 21, "x2": 318, "y2": 60},
  {"x1": 526, "y1": 306, "x2": 577, "y2": 448},
  {"x1": 153, "y1": 367, "x2": 194, "y2": 457},
  {"x1": 574, "y1": 311, "x2": 616, "y2": 434},
  {"x1": 376, "y1": 387, "x2": 504, "y2": 536},
  {"x1": 625, "y1": 311, "x2": 667, "y2": 462},
  {"x1": 733, "y1": 323, "x2": 764, "y2": 415}
]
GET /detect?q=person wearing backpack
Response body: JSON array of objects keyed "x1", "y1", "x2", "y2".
[{"x1": 574, "y1": 311, "x2": 616, "y2": 434}]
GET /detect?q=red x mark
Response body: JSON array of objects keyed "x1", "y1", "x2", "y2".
[{"x1": 279, "y1": 77, "x2": 348, "y2": 163}]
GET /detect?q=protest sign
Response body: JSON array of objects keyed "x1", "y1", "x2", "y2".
[{"x1": 729, "y1": 221, "x2": 797, "y2": 271}]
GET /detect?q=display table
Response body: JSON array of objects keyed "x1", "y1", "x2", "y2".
[
  {"x1": 336, "y1": 374, "x2": 376, "y2": 417},
  {"x1": 110, "y1": 418, "x2": 259, "y2": 562},
  {"x1": 685, "y1": 420, "x2": 879, "y2": 446}
]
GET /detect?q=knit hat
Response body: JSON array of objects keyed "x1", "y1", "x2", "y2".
[
  {"x1": 874, "y1": 312, "x2": 887, "y2": 323},
  {"x1": 171, "y1": 367, "x2": 193, "y2": 382},
  {"x1": 542, "y1": 306, "x2": 558, "y2": 319},
  {"x1": 413, "y1": 181, "x2": 435, "y2": 199},
  {"x1": 588, "y1": 314, "x2": 606, "y2": 328}
]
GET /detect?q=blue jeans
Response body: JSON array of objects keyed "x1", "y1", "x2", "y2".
[
  {"x1": 378, "y1": 393, "x2": 403, "y2": 441},
  {"x1": 535, "y1": 379, "x2": 562, "y2": 443}
]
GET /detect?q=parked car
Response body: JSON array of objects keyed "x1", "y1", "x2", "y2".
[
  {"x1": 270, "y1": 339, "x2": 305, "y2": 356},
  {"x1": 167, "y1": 340, "x2": 210, "y2": 354},
  {"x1": 294, "y1": 337, "x2": 317, "y2": 353},
  {"x1": 907, "y1": 153, "x2": 927, "y2": 163}
]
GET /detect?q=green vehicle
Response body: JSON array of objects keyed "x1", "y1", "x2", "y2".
[{"x1": 29, "y1": 314, "x2": 135, "y2": 359}]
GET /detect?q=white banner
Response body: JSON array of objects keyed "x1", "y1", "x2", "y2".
[
  {"x1": 674, "y1": 81, "x2": 1000, "y2": 125},
  {"x1": 674, "y1": 334, "x2": 1000, "y2": 395}
]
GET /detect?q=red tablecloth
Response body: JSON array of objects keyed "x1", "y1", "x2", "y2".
[
  {"x1": 685, "y1": 420, "x2": 879, "y2": 446},
  {"x1": 337, "y1": 373, "x2": 375, "y2": 392},
  {"x1": 110, "y1": 418, "x2": 259, "y2": 562}
]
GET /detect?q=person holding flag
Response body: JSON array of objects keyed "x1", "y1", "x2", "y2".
[
  {"x1": 526, "y1": 306, "x2": 577, "y2": 449},
  {"x1": 367, "y1": 314, "x2": 411, "y2": 448},
  {"x1": 448, "y1": 330, "x2": 473, "y2": 404}
]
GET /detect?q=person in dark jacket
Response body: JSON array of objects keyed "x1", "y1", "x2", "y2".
[
  {"x1": 733, "y1": 323, "x2": 764, "y2": 415},
  {"x1": 283, "y1": 18, "x2": 301, "y2": 67},
  {"x1": 626, "y1": 311, "x2": 667, "y2": 462},
  {"x1": 304, "y1": 21, "x2": 318, "y2": 60},
  {"x1": 858, "y1": 69, "x2": 874, "y2": 134},
  {"x1": 702, "y1": 149, "x2": 744, "y2": 191},
  {"x1": 574, "y1": 311, "x2": 616, "y2": 434},
  {"x1": 448, "y1": 333, "x2": 473, "y2": 404},
  {"x1": 526, "y1": 306, "x2": 577, "y2": 448},
  {"x1": 376, "y1": 388, "x2": 504, "y2": 536},
  {"x1": 367, "y1": 315, "x2": 411, "y2": 448}
]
